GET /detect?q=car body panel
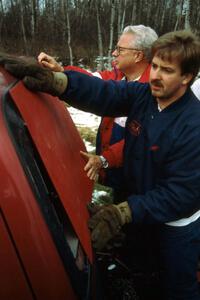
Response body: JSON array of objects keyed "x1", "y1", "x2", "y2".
[
  {"x1": 9, "y1": 81, "x2": 93, "y2": 262},
  {"x1": 0, "y1": 67, "x2": 94, "y2": 299},
  {"x1": 0, "y1": 214, "x2": 33, "y2": 300}
]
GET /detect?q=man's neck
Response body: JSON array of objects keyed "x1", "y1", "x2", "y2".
[
  {"x1": 125, "y1": 62, "x2": 149, "y2": 82},
  {"x1": 156, "y1": 87, "x2": 188, "y2": 110}
]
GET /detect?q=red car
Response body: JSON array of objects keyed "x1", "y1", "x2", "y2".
[{"x1": 0, "y1": 66, "x2": 97, "y2": 300}]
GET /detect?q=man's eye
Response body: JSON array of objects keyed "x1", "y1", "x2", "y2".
[
  {"x1": 152, "y1": 64, "x2": 157, "y2": 69},
  {"x1": 164, "y1": 68, "x2": 174, "y2": 73}
]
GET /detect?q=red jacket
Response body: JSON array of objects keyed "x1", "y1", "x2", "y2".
[
  {"x1": 98, "y1": 66, "x2": 151, "y2": 167},
  {"x1": 64, "y1": 65, "x2": 150, "y2": 188}
]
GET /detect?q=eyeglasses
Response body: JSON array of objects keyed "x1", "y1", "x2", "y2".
[{"x1": 114, "y1": 45, "x2": 141, "y2": 55}]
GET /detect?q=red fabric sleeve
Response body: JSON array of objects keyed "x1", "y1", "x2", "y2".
[
  {"x1": 102, "y1": 139, "x2": 124, "y2": 168},
  {"x1": 63, "y1": 65, "x2": 124, "y2": 80},
  {"x1": 63, "y1": 65, "x2": 93, "y2": 76},
  {"x1": 100, "y1": 65, "x2": 151, "y2": 168},
  {"x1": 99, "y1": 69, "x2": 124, "y2": 80}
]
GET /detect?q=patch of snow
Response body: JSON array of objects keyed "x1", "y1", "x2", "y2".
[
  {"x1": 67, "y1": 106, "x2": 100, "y2": 152},
  {"x1": 67, "y1": 107, "x2": 100, "y2": 130},
  {"x1": 84, "y1": 140, "x2": 96, "y2": 152}
]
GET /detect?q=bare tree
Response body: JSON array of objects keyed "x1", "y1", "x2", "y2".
[
  {"x1": 160, "y1": 0, "x2": 167, "y2": 32},
  {"x1": 120, "y1": 0, "x2": 127, "y2": 32},
  {"x1": 0, "y1": 0, "x2": 4, "y2": 44},
  {"x1": 117, "y1": 0, "x2": 122, "y2": 37},
  {"x1": 96, "y1": 1, "x2": 104, "y2": 70},
  {"x1": 66, "y1": 0, "x2": 73, "y2": 65},
  {"x1": 107, "y1": 0, "x2": 116, "y2": 68},
  {"x1": 174, "y1": 0, "x2": 183, "y2": 30},
  {"x1": 19, "y1": 0, "x2": 28, "y2": 54},
  {"x1": 174, "y1": 0, "x2": 191, "y2": 30},
  {"x1": 30, "y1": 0, "x2": 37, "y2": 38},
  {"x1": 131, "y1": 1, "x2": 137, "y2": 24},
  {"x1": 183, "y1": 0, "x2": 191, "y2": 29}
]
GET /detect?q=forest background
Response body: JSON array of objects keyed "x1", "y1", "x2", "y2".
[{"x1": 0, "y1": 0, "x2": 199, "y2": 70}]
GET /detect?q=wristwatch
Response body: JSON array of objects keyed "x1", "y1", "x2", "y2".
[{"x1": 99, "y1": 155, "x2": 109, "y2": 169}]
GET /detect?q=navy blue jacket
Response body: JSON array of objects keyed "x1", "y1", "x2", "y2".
[{"x1": 62, "y1": 71, "x2": 200, "y2": 224}]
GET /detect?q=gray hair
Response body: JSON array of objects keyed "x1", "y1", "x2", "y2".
[{"x1": 123, "y1": 25, "x2": 158, "y2": 61}]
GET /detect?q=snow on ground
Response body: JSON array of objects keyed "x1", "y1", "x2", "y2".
[
  {"x1": 67, "y1": 106, "x2": 100, "y2": 152},
  {"x1": 84, "y1": 141, "x2": 96, "y2": 153},
  {"x1": 67, "y1": 107, "x2": 100, "y2": 129}
]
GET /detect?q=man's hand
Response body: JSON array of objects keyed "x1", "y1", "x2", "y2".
[
  {"x1": 38, "y1": 52, "x2": 64, "y2": 72},
  {"x1": 0, "y1": 52, "x2": 68, "y2": 96},
  {"x1": 80, "y1": 151, "x2": 103, "y2": 181},
  {"x1": 88, "y1": 202, "x2": 132, "y2": 251}
]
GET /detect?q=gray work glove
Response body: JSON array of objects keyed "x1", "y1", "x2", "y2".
[
  {"x1": 0, "y1": 53, "x2": 68, "y2": 96},
  {"x1": 88, "y1": 202, "x2": 132, "y2": 251}
]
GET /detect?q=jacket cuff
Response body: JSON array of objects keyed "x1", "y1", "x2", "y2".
[{"x1": 102, "y1": 149, "x2": 123, "y2": 168}]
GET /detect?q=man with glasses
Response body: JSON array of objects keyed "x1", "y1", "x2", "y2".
[{"x1": 38, "y1": 25, "x2": 158, "y2": 203}]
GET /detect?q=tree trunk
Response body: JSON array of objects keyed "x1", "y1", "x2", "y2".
[
  {"x1": 120, "y1": 0, "x2": 127, "y2": 32},
  {"x1": 96, "y1": 1, "x2": 104, "y2": 70},
  {"x1": 66, "y1": 0, "x2": 73, "y2": 65},
  {"x1": 131, "y1": 1, "x2": 137, "y2": 24},
  {"x1": 174, "y1": 0, "x2": 183, "y2": 30},
  {"x1": 184, "y1": 0, "x2": 191, "y2": 29},
  {"x1": 160, "y1": 0, "x2": 167, "y2": 32},
  {"x1": 30, "y1": 0, "x2": 36, "y2": 38},
  {"x1": 19, "y1": 0, "x2": 28, "y2": 54},
  {"x1": 0, "y1": 0, "x2": 4, "y2": 44},
  {"x1": 117, "y1": 0, "x2": 122, "y2": 37},
  {"x1": 107, "y1": 0, "x2": 116, "y2": 69}
]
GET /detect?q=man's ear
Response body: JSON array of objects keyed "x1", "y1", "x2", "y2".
[
  {"x1": 182, "y1": 73, "x2": 193, "y2": 86},
  {"x1": 135, "y1": 51, "x2": 144, "y2": 63}
]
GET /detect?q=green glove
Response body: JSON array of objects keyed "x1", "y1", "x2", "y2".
[
  {"x1": 88, "y1": 201, "x2": 132, "y2": 251},
  {"x1": 0, "y1": 53, "x2": 68, "y2": 96}
]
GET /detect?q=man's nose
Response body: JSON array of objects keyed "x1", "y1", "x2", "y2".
[
  {"x1": 151, "y1": 67, "x2": 161, "y2": 80},
  {"x1": 112, "y1": 49, "x2": 118, "y2": 57}
]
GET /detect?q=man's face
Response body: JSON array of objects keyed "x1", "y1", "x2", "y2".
[
  {"x1": 112, "y1": 33, "x2": 141, "y2": 73},
  {"x1": 150, "y1": 55, "x2": 191, "y2": 105}
]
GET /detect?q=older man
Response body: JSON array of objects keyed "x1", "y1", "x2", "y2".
[{"x1": 38, "y1": 25, "x2": 158, "y2": 203}]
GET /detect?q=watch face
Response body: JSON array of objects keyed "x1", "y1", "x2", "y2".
[{"x1": 103, "y1": 161, "x2": 109, "y2": 168}]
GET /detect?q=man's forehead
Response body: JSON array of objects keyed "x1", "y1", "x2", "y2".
[
  {"x1": 152, "y1": 55, "x2": 179, "y2": 67},
  {"x1": 118, "y1": 32, "x2": 136, "y2": 44}
]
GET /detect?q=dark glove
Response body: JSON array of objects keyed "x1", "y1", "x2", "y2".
[
  {"x1": 0, "y1": 53, "x2": 68, "y2": 96},
  {"x1": 87, "y1": 202, "x2": 104, "y2": 216},
  {"x1": 106, "y1": 230, "x2": 126, "y2": 250},
  {"x1": 88, "y1": 202, "x2": 132, "y2": 251}
]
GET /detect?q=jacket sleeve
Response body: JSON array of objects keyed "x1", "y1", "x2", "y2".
[
  {"x1": 102, "y1": 139, "x2": 124, "y2": 167},
  {"x1": 61, "y1": 70, "x2": 148, "y2": 117},
  {"x1": 64, "y1": 66, "x2": 122, "y2": 80},
  {"x1": 128, "y1": 122, "x2": 200, "y2": 224}
]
